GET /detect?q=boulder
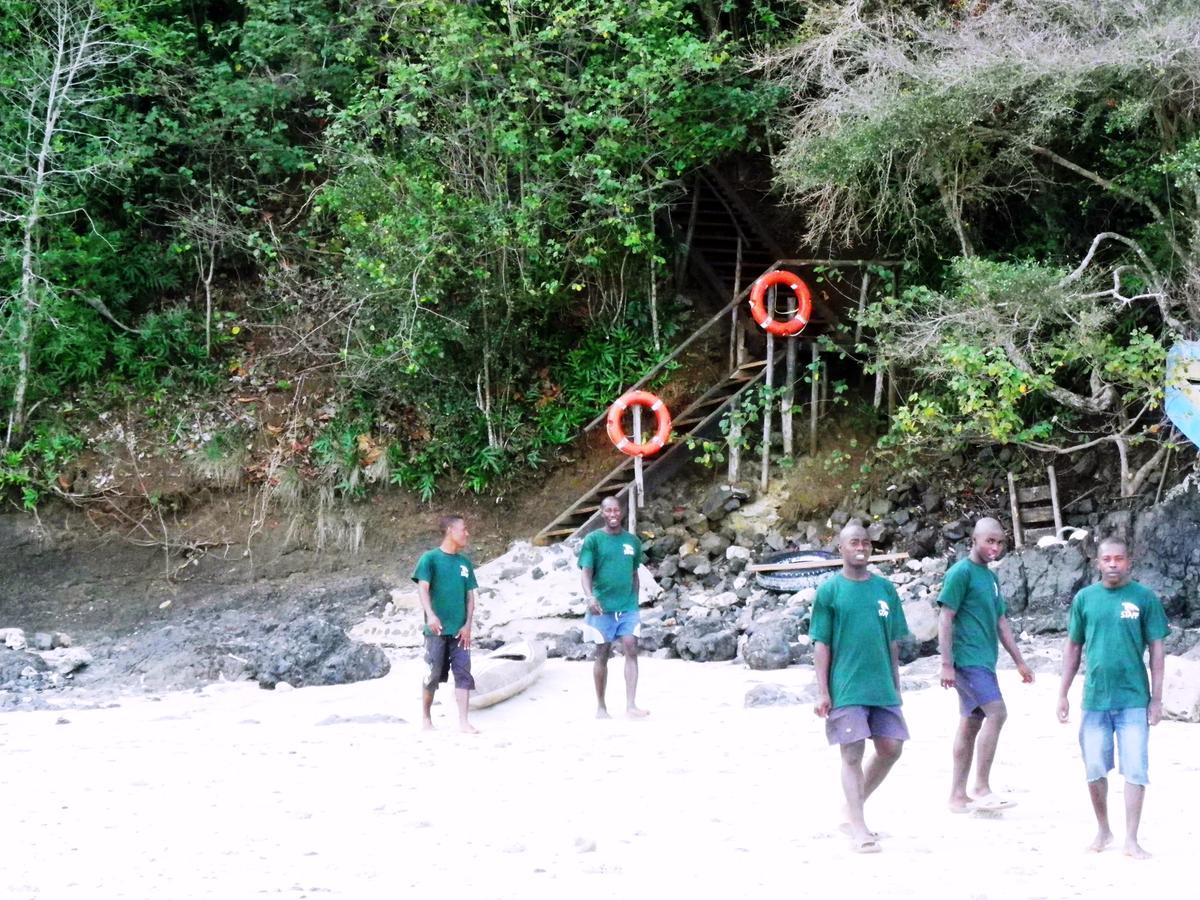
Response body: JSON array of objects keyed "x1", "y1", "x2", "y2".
[
  {"x1": 38, "y1": 647, "x2": 92, "y2": 675},
  {"x1": 996, "y1": 543, "x2": 1089, "y2": 619},
  {"x1": 1, "y1": 628, "x2": 27, "y2": 651},
  {"x1": 1163, "y1": 654, "x2": 1200, "y2": 722},
  {"x1": 744, "y1": 621, "x2": 793, "y2": 671},
  {"x1": 1132, "y1": 482, "x2": 1200, "y2": 623},
  {"x1": 902, "y1": 598, "x2": 939, "y2": 644},
  {"x1": 242, "y1": 615, "x2": 390, "y2": 689},
  {"x1": 0, "y1": 649, "x2": 48, "y2": 685},
  {"x1": 699, "y1": 532, "x2": 731, "y2": 558},
  {"x1": 674, "y1": 620, "x2": 738, "y2": 662}
]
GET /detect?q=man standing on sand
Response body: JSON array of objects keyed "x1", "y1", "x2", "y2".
[
  {"x1": 1058, "y1": 536, "x2": 1167, "y2": 859},
  {"x1": 414, "y1": 515, "x2": 479, "y2": 733},
  {"x1": 579, "y1": 496, "x2": 648, "y2": 719},
  {"x1": 811, "y1": 521, "x2": 910, "y2": 854},
  {"x1": 938, "y1": 517, "x2": 1035, "y2": 813}
]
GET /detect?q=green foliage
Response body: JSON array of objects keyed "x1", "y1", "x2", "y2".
[
  {"x1": 0, "y1": 425, "x2": 84, "y2": 509},
  {"x1": 864, "y1": 257, "x2": 1167, "y2": 453}
]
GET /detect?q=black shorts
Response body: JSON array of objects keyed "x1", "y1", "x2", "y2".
[{"x1": 423, "y1": 634, "x2": 474, "y2": 691}]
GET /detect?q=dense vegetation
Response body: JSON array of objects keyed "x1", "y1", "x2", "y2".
[{"x1": 2, "y1": 0, "x2": 1198, "y2": 511}]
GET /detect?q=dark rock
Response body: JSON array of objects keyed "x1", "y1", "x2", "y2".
[
  {"x1": 920, "y1": 490, "x2": 943, "y2": 514},
  {"x1": 32, "y1": 632, "x2": 54, "y2": 651},
  {"x1": 531, "y1": 567, "x2": 545, "y2": 580},
  {"x1": 637, "y1": 624, "x2": 674, "y2": 654},
  {"x1": 869, "y1": 498, "x2": 893, "y2": 517},
  {"x1": 702, "y1": 486, "x2": 736, "y2": 521},
  {"x1": 648, "y1": 534, "x2": 683, "y2": 561},
  {"x1": 679, "y1": 554, "x2": 710, "y2": 574},
  {"x1": 867, "y1": 522, "x2": 891, "y2": 545},
  {"x1": 699, "y1": 532, "x2": 731, "y2": 558},
  {"x1": 789, "y1": 641, "x2": 814, "y2": 665},
  {"x1": 744, "y1": 621, "x2": 793, "y2": 670},
  {"x1": 1132, "y1": 483, "x2": 1200, "y2": 623},
  {"x1": 657, "y1": 555, "x2": 680, "y2": 578},
  {"x1": 995, "y1": 543, "x2": 1089, "y2": 617},
  {"x1": 896, "y1": 635, "x2": 920, "y2": 665},
  {"x1": 546, "y1": 628, "x2": 593, "y2": 661},
  {"x1": 1164, "y1": 626, "x2": 1200, "y2": 657},
  {"x1": 0, "y1": 649, "x2": 49, "y2": 686},
  {"x1": 893, "y1": 509, "x2": 911, "y2": 526},
  {"x1": 674, "y1": 620, "x2": 738, "y2": 662},
  {"x1": 941, "y1": 522, "x2": 966, "y2": 542},
  {"x1": 830, "y1": 509, "x2": 850, "y2": 527},
  {"x1": 242, "y1": 615, "x2": 390, "y2": 689}
]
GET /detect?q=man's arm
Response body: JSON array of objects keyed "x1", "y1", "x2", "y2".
[
  {"x1": 998, "y1": 616, "x2": 1034, "y2": 683},
  {"x1": 890, "y1": 639, "x2": 902, "y2": 692},
  {"x1": 813, "y1": 642, "x2": 832, "y2": 717},
  {"x1": 580, "y1": 567, "x2": 600, "y2": 615},
  {"x1": 458, "y1": 589, "x2": 476, "y2": 649},
  {"x1": 1148, "y1": 638, "x2": 1165, "y2": 725},
  {"x1": 1057, "y1": 638, "x2": 1083, "y2": 722},
  {"x1": 938, "y1": 606, "x2": 957, "y2": 688},
  {"x1": 417, "y1": 580, "x2": 442, "y2": 635}
]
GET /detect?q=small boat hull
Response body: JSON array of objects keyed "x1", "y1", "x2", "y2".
[{"x1": 468, "y1": 640, "x2": 547, "y2": 709}]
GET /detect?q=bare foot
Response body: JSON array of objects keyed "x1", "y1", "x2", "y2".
[
  {"x1": 459, "y1": 722, "x2": 480, "y2": 734},
  {"x1": 596, "y1": 708, "x2": 611, "y2": 720},
  {"x1": 1124, "y1": 841, "x2": 1151, "y2": 860},
  {"x1": 422, "y1": 719, "x2": 435, "y2": 731},
  {"x1": 839, "y1": 822, "x2": 880, "y2": 840},
  {"x1": 1087, "y1": 830, "x2": 1114, "y2": 853},
  {"x1": 948, "y1": 796, "x2": 972, "y2": 814},
  {"x1": 626, "y1": 706, "x2": 650, "y2": 719}
]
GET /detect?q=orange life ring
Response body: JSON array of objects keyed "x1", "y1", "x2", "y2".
[
  {"x1": 749, "y1": 270, "x2": 812, "y2": 337},
  {"x1": 606, "y1": 390, "x2": 672, "y2": 458}
]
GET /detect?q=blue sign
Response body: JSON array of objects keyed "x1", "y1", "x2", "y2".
[{"x1": 1165, "y1": 341, "x2": 1200, "y2": 447}]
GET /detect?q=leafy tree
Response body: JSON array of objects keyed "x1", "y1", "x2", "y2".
[{"x1": 769, "y1": 0, "x2": 1200, "y2": 492}]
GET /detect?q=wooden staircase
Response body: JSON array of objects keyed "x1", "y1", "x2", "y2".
[{"x1": 531, "y1": 361, "x2": 768, "y2": 545}]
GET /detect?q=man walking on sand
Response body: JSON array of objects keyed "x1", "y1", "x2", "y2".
[
  {"x1": 938, "y1": 517, "x2": 1035, "y2": 813},
  {"x1": 579, "y1": 496, "x2": 648, "y2": 719},
  {"x1": 812, "y1": 521, "x2": 910, "y2": 854},
  {"x1": 1058, "y1": 536, "x2": 1167, "y2": 859},
  {"x1": 414, "y1": 515, "x2": 479, "y2": 733}
]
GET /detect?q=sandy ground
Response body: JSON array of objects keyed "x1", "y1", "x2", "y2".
[{"x1": 4, "y1": 659, "x2": 1199, "y2": 900}]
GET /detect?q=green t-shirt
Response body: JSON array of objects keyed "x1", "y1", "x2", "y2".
[
  {"x1": 412, "y1": 548, "x2": 478, "y2": 637},
  {"x1": 937, "y1": 558, "x2": 1007, "y2": 670},
  {"x1": 578, "y1": 528, "x2": 642, "y2": 613},
  {"x1": 1068, "y1": 580, "x2": 1169, "y2": 711},
  {"x1": 810, "y1": 573, "x2": 910, "y2": 709}
]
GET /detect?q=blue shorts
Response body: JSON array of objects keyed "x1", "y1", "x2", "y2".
[
  {"x1": 581, "y1": 609, "x2": 641, "y2": 645},
  {"x1": 954, "y1": 666, "x2": 1004, "y2": 718},
  {"x1": 1079, "y1": 708, "x2": 1150, "y2": 785},
  {"x1": 825, "y1": 705, "x2": 910, "y2": 745}
]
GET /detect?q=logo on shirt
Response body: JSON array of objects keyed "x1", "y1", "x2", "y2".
[
  {"x1": 623, "y1": 544, "x2": 635, "y2": 556},
  {"x1": 460, "y1": 565, "x2": 470, "y2": 579},
  {"x1": 1120, "y1": 602, "x2": 1140, "y2": 620},
  {"x1": 877, "y1": 600, "x2": 890, "y2": 618}
]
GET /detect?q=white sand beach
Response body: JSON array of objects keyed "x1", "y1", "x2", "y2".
[{"x1": 4, "y1": 658, "x2": 1198, "y2": 899}]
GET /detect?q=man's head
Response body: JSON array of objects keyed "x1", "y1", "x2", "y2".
[
  {"x1": 1096, "y1": 536, "x2": 1132, "y2": 588},
  {"x1": 439, "y1": 515, "x2": 469, "y2": 551},
  {"x1": 970, "y1": 517, "x2": 1007, "y2": 565},
  {"x1": 838, "y1": 520, "x2": 872, "y2": 572},
  {"x1": 600, "y1": 496, "x2": 624, "y2": 531}
]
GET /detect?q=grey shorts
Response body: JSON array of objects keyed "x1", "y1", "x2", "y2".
[
  {"x1": 825, "y1": 705, "x2": 910, "y2": 745},
  {"x1": 954, "y1": 666, "x2": 1004, "y2": 718},
  {"x1": 423, "y1": 634, "x2": 474, "y2": 691}
]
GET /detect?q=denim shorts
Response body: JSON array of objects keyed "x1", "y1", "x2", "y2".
[
  {"x1": 825, "y1": 705, "x2": 910, "y2": 745},
  {"x1": 581, "y1": 609, "x2": 641, "y2": 644},
  {"x1": 1079, "y1": 708, "x2": 1150, "y2": 785},
  {"x1": 954, "y1": 666, "x2": 1004, "y2": 718}
]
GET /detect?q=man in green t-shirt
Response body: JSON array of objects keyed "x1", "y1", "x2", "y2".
[
  {"x1": 579, "y1": 496, "x2": 647, "y2": 719},
  {"x1": 1058, "y1": 537, "x2": 1168, "y2": 859},
  {"x1": 937, "y1": 517, "x2": 1034, "y2": 813},
  {"x1": 413, "y1": 514, "x2": 479, "y2": 733},
  {"x1": 811, "y1": 521, "x2": 910, "y2": 853}
]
